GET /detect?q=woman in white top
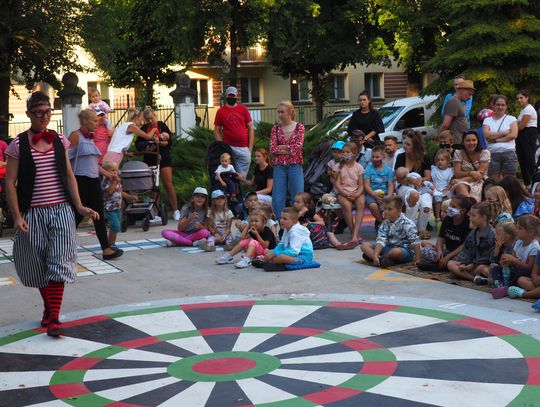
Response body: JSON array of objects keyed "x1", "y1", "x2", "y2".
[
  {"x1": 516, "y1": 90, "x2": 538, "y2": 189},
  {"x1": 103, "y1": 108, "x2": 158, "y2": 167},
  {"x1": 483, "y1": 95, "x2": 518, "y2": 181}
]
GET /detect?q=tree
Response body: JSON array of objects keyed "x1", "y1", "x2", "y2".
[
  {"x1": 375, "y1": 0, "x2": 446, "y2": 93},
  {"x1": 265, "y1": 0, "x2": 390, "y2": 121},
  {"x1": 155, "y1": 0, "x2": 268, "y2": 87},
  {"x1": 423, "y1": 0, "x2": 540, "y2": 117},
  {"x1": 81, "y1": 0, "x2": 176, "y2": 107},
  {"x1": 0, "y1": 0, "x2": 83, "y2": 137}
]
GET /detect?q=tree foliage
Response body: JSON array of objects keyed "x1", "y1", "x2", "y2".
[
  {"x1": 0, "y1": 0, "x2": 83, "y2": 136},
  {"x1": 423, "y1": 0, "x2": 540, "y2": 114},
  {"x1": 154, "y1": 0, "x2": 268, "y2": 87},
  {"x1": 265, "y1": 0, "x2": 390, "y2": 121},
  {"x1": 81, "y1": 0, "x2": 176, "y2": 106}
]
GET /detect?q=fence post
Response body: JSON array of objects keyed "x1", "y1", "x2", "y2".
[{"x1": 57, "y1": 73, "x2": 84, "y2": 137}]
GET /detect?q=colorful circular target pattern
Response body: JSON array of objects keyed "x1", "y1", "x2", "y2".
[{"x1": 0, "y1": 300, "x2": 539, "y2": 406}]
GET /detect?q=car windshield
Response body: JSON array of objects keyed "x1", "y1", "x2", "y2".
[
  {"x1": 308, "y1": 113, "x2": 349, "y2": 135},
  {"x1": 379, "y1": 106, "x2": 404, "y2": 128}
]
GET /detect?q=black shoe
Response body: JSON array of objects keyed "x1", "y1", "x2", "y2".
[
  {"x1": 263, "y1": 262, "x2": 287, "y2": 272},
  {"x1": 380, "y1": 258, "x2": 395, "y2": 268},
  {"x1": 252, "y1": 258, "x2": 264, "y2": 268},
  {"x1": 47, "y1": 319, "x2": 62, "y2": 337},
  {"x1": 417, "y1": 260, "x2": 436, "y2": 271},
  {"x1": 474, "y1": 275, "x2": 489, "y2": 286},
  {"x1": 362, "y1": 253, "x2": 372, "y2": 262},
  {"x1": 103, "y1": 248, "x2": 124, "y2": 260}
]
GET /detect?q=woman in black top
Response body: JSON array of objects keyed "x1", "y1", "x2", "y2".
[
  {"x1": 347, "y1": 90, "x2": 384, "y2": 147},
  {"x1": 239, "y1": 147, "x2": 273, "y2": 204},
  {"x1": 136, "y1": 106, "x2": 180, "y2": 220}
]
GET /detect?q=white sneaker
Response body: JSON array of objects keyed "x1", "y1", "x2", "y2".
[
  {"x1": 165, "y1": 240, "x2": 175, "y2": 247},
  {"x1": 173, "y1": 210, "x2": 181, "y2": 221},
  {"x1": 150, "y1": 216, "x2": 162, "y2": 224},
  {"x1": 216, "y1": 253, "x2": 234, "y2": 264},
  {"x1": 235, "y1": 256, "x2": 252, "y2": 269}
]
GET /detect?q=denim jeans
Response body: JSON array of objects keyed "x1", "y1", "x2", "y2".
[
  {"x1": 230, "y1": 146, "x2": 252, "y2": 178},
  {"x1": 272, "y1": 164, "x2": 304, "y2": 219}
]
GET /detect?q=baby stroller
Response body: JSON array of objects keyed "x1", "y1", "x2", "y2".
[
  {"x1": 304, "y1": 139, "x2": 335, "y2": 201},
  {"x1": 120, "y1": 151, "x2": 168, "y2": 232},
  {"x1": 205, "y1": 141, "x2": 243, "y2": 215}
]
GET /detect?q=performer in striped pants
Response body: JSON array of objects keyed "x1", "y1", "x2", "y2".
[{"x1": 5, "y1": 91, "x2": 98, "y2": 337}]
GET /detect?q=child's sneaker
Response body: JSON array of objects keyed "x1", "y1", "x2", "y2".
[
  {"x1": 508, "y1": 286, "x2": 525, "y2": 298},
  {"x1": 491, "y1": 286, "x2": 508, "y2": 299},
  {"x1": 216, "y1": 253, "x2": 234, "y2": 264},
  {"x1": 532, "y1": 299, "x2": 540, "y2": 311},
  {"x1": 263, "y1": 262, "x2": 287, "y2": 272},
  {"x1": 235, "y1": 256, "x2": 252, "y2": 269},
  {"x1": 200, "y1": 241, "x2": 216, "y2": 252},
  {"x1": 251, "y1": 257, "x2": 264, "y2": 268},
  {"x1": 165, "y1": 240, "x2": 175, "y2": 247},
  {"x1": 193, "y1": 239, "x2": 206, "y2": 248},
  {"x1": 380, "y1": 258, "x2": 395, "y2": 268},
  {"x1": 173, "y1": 210, "x2": 181, "y2": 221},
  {"x1": 473, "y1": 275, "x2": 489, "y2": 285}
]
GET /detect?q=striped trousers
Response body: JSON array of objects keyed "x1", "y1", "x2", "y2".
[{"x1": 13, "y1": 203, "x2": 77, "y2": 288}]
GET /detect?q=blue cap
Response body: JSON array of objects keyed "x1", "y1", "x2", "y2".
[
  {"x1": 211, "y1": 189, "x2": 225, "y2": 199},
  {"x1": 331, "y1": 141, "x2": 345, "y2": 150}
]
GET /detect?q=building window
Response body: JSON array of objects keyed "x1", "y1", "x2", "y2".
[
  {"x1": 329, "y1": 74, "x2": 346, "y2": 101},
  {"x1": 291, "y1": 78, "x2": 310, "y2": 102},
  {"x1": 190, "y1": 79, "x2": 209, "y2": 105},
  {"x1": 240, "y1": 77, "x2": 261, "y2": 104},
  {"x1": 365, "y1": 73, "x2": 383, "y2": 99}
]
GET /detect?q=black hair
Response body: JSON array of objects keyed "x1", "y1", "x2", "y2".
[
  {"x1": 26, "y1": 91, "x2": 50, "y2": 110},
  {"x1": 462, "y1": 129, "x2": 482, "y2": 152},
  {"x1": 498, "y1": 176, "x2": 532, "y2": 214}
]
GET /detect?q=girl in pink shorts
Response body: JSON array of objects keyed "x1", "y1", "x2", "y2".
[{"x1": 216, "y1": 210, "x2": 277, "y2": 268}]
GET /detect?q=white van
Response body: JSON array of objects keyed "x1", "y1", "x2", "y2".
[{"x1": 308, "y1": 95, "x2": 438, "y2": 143}]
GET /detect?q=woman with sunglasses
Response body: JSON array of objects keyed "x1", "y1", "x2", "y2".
[
  {"x1": 394, "y1": 130, "x2": 433, "y2": 239},
  {"x1": 483, "y1": 95, "x2": 518, "y2": 182},
  {"x1": 452, "y1": 129, "x2": 490, "y2": 202},
  {"x1": 5, "y1": 92, "x2": 98, "y2": 337}
]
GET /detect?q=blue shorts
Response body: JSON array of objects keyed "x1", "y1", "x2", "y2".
[
  {"x1": 366, "y1": 194, "x2": 382, "y2": 206},
  {"x1": 381, "y1": 246, "x2": 415, "y2": 263},
  {"x1": 105, "y1": 209, "x2": 121, "y2": 233}
]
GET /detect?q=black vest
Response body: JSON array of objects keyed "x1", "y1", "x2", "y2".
[{"x1": 17, "y1": 130, "x2": 71, "y2": 213}]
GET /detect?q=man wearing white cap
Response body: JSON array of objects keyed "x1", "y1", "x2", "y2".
[{"x1": 214, "y1": 86, "x2": 255, "y2": 178}]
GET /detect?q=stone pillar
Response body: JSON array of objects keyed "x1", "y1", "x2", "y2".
[
  {"x1": 57, "y1": 72, "x2": 85, "y2": 137},
  {"x1": 169, "y1": 73, "x2": 198, "y2": 139}
]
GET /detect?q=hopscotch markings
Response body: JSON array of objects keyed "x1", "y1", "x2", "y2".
[
  {"x1": 367, "y1": 269, "x2": 440, "y2": 283},
  {"x1": 439, "y1": 303, "x2": 467, "y2": 310},
  {"x1": 0, "y1": 276, "x2": 16, "y2": 286},
  {"x1": 0, "y1": 238, "x2": 169, "y2": 281}
]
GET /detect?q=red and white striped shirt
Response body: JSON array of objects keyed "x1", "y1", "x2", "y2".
[{"x1": 6, "y1": 134, "x2": 69, "y2": 208}]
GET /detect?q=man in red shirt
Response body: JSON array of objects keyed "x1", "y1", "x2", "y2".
[{"x1": 214, "y1": 86, "x2": 255, "y2": 178}]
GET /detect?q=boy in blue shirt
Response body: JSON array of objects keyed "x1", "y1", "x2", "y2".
[
  {"x1": 364, "y1": 145, "x2": 394, "y2": 229},
  {"x1": 263, "y1": 207, "x2": 314, "y2": 271}
]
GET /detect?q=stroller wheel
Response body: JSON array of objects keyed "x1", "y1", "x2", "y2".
[
  {"x1": 121, "y1": 218, "x2": 128, "y2": 233},
  {"x1": 160, "y1": 202, "x2": 168, "y2": 225},
  {"x1": 142, "y1": 215, "x2": 151, "y2": 232}
]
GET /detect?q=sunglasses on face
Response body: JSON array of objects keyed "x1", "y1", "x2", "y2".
[
  {"x1": 439, "y1": 144, "x2": 451, "y2": 149},
  {"x1": 31, "y1": 108, "x2": 53, "y2": 118}
]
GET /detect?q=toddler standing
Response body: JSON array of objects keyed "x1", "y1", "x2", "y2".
[{"x1": 431, "y1": 149, "x2": 454, "y2": 222}]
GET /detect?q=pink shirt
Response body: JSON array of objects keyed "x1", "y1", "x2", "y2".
[
  {"x1": 339, "y1": 162, "x2": 364, "y2": 193},
  {"x1": 270, "y1": 123, "x2": 305, "y2": 166},
  {"x1": 6, "y1": 133, "x2": 70, "y2": 207},
  {"x1": 93, "y1": 124, "x2": 110, "y2": 164}
]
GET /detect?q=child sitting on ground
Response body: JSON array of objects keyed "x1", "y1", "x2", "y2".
[
  {"x1": 233, "y1": 191, "x2": 260, "y2": 239},
  {"x1": 502, "y1": 251, "x2": 540, "y2": 301},
  {"x1": 484, "y1": 186, "x2": 514, "y2": 225},
  {"x1": 447, "y1": 202, "x2": 496, "y2": 282},
  {"x1": 360, "y1": 196, "x2": 421, "y2": 268},
  {"x1": 431, "y1": 149, "x2": 454, "y2": 222},
  {"x1": 162, "y1": 187, "x2": 210, "y2": 247},
  {"x1": 418, "y1": 195, "x2": 475, "y2": 271},
  {"x1": 199, "y1": 190, "x2": 234, "y2": 251},
  {"x1": 215, "y1": 152, "x2": 240, "y2": 202},
  {"x1": 263, "y1": 207, "x2": 314, "y2": 271},
  {"x1": 258, "y1": 202, "x2": 278, "y2": 237},
  {"x1": 492, "y1": 215, "x2": 540, "y2": 297},
  {"x1": 216, "y1": 210, "x2": 277, "y2": 269},
  {"x1": 363, "y1": 145, "x2": 394, "y2": 229},
  {"x1": 294, "y1": 192, "x2": 344, "y2": 250},
  {"x1": 489, "y1": 222, "x2": 517, "y2": 289},
  {"x1": 100, "y1": 161, "x2": 138, "y2": 249},
  {"x1": 395, "y1": 167, "x2": 434, "y2": 240}
]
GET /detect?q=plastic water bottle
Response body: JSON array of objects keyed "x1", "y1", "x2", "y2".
[{"x1": 502, "y1": 265, "x2": 511, "y2": 287}]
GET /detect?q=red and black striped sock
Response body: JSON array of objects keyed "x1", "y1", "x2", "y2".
[
  {"x1": 47, "y1": 281, "x2": 65, "y2": 321},
  {"x1": 38, "y1": 286, "x2": 49, "y2": 314}
]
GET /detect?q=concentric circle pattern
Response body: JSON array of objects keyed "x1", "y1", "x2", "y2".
[{"x1": 0, "y1": 300, "x2": 539, "y2": 406}]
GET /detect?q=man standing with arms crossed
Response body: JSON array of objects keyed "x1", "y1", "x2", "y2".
[{"x1": 214, "y1": 86, "x2": 255, "y2": 178}]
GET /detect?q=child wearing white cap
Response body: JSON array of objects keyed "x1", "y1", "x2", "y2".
[
  {"x1": 161, "y1": 187, "x2": 211, "y2": 246},
  {"x1": 198, "y1": 190, "x2": 235, "y2": 251}
]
